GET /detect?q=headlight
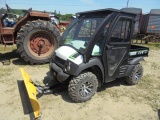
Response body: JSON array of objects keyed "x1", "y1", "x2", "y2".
[
  {"x1": 64, "y1": 60, "x2": 71, "y2": 72},
  {"x1": 66, "y1": 65, "x2": 70, "y2": 71}
]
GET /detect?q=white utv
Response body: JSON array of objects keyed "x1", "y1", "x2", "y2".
[
  {"x1": 49, "y1": 9, "x2": 149, "y2": 102},
  {"x1": 18, "y1": 8, "x2": 149, "y2": 120}
]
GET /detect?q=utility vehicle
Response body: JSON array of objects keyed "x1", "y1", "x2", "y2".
[{"x1": 18, "y1": 8, "x2": 149, "y2": 119}]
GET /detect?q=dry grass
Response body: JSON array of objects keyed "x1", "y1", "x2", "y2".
[{"x1": 0, "y1": 44, "x2": 16, "y2": 53}]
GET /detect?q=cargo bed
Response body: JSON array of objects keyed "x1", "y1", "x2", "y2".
[{"x1": 129, "y1": 45, "x2": 149, "y2": 57}]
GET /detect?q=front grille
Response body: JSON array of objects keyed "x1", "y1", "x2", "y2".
[{"x1": 55, "y1": 56, "x2": 66, "y2": 66}]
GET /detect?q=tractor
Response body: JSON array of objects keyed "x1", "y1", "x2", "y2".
[{"x1": 0, "y1": 5, "x2": 60, "y2": 64}]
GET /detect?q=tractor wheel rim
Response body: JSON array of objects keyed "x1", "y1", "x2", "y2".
[
  {"x1": 79, "y1": 81, "x2": 94, "y2": 97},
  {"x1": 28, "y1": 32, "x2": 55, "y2": 58}
]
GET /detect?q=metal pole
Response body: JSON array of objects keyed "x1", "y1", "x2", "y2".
[{"x1": 126, "y1": 0, "x2": 129, "y2": 7}]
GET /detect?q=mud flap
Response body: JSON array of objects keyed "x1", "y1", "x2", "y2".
[{"x1": 18, "y1": 68, "x2": 40, "y2": 119}]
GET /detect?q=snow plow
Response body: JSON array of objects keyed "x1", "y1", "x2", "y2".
[
  {"x1": 18, "y1": 68, "x2": 61, "y2": 119},
  {"x1": 18, "y1": 68, "x2": 41, "y2": 119}
]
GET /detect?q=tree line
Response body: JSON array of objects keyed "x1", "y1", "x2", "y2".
[{"x1": 0, "y1": 8, "x2": 74, "y2": 21}]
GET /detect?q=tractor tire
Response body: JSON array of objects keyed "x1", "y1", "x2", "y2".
[
  {"x1": 68, "y1": 72, "x2": 98, "y2": 102},
  {"x1": 125, "y1": 64, "x2": 143, "y2": 85},
  {"x1": 16, "y1": 20, "x2": 60, "y2": 64}
]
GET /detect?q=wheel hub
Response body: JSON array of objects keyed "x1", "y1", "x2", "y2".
[
  {"x1": 38, "y1": 40, "x2": 45, "y2": 47},
  {"x1": 134, "y1": 69, "x2": 141, "y2": 80},
  {"x1": 79, "y1": 82, "x2": 94, "y2": 97},
  {"x1": 30, "y1": 34, "x2": 52, "y2": 55}
]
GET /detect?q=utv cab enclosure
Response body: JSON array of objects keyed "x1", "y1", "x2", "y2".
[{"x1": 49, "y1": 8, "x2": 149, "y2": 102}]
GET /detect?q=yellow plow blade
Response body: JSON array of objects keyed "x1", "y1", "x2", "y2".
[{"x1": 19, "y1": 68, "x2": 40, "y2": 119}]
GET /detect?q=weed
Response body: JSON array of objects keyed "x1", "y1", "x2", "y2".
[
  {"x1": 151, "y1": 62, "x2": 160, "y2": 70},
  {"x1": 78, "y1": 101, "x2": 89, "y2": 109},
  {"x1": 0, "y1": 45, "x2": 16, "y2": 53},
  {"x1": 137, "y1": 74, "x2": 153, "y2": 89},
  {"x1": 0, "y1": 67, "x2": 13, "y2": 78}
]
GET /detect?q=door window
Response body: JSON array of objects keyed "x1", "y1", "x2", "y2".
[
  {"x1": 110, "y1": 17, "x2": 131, "y2": 42},
  {"x1": 92, "y1": 21, "x2": 112, "y2": 56}
]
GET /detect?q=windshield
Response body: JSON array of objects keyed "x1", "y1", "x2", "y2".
[{"x1": 62, "y1": 16, "x2": 105, "y2": 53}]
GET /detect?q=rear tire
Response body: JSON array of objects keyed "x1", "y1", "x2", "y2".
[
  {"x1": 16, "y1": 20, "x2": 60, "y2": 64},
  {"x1": 125, "y1": 64, "x2": 143, "y2": 85},
  {"x1": 68, "y1": 72, "x2": 98, "y2": 102}
]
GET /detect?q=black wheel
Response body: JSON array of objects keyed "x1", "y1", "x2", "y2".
[
  {"x1": 125, "y1": 64, "x2": 143, "y2": 85},
  {"x1": 68, "y1": 72, "x2": 98, "y2": 102},
  {"x1": 16, "y1": 20, "x2": 60, "y2": 64}
]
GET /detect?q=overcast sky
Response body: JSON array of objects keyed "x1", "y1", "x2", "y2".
[{"x1": 0, "y1": 0, "x2": 159, "y2": 14}]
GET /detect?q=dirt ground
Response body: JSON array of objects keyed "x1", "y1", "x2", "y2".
[{"x1": 0, "y1": 44, "x2": 160, "y2": 120}]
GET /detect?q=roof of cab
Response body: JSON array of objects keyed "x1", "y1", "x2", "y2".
[
  {"x1": 76, "y1": 8, "x2": 136, "y2": 16},
  {"x1": 121, "y1": 7, "x2": 142, "y2": 14}
]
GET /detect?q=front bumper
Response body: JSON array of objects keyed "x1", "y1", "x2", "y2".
[{"x1": 50, "y1": 62, "x2": 69, "y2": 82}]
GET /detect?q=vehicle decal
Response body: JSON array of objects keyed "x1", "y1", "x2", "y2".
[
  {"x1": 73, "y1": 53, "x2": 80, "y2": 58},
  {"x1": 69, "y1": 52, "x2": 77, "y2": 60},
  {"x1": 129, "y1": 50, "x2": 148, "y2": 56}
]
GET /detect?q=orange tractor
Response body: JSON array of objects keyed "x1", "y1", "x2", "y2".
[{"x1": 0, "y1": 5, "x2": 60, "y2": 64}]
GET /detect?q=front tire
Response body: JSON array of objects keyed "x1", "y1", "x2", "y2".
[
  {"x1": 16, "y1": 20, "x2": 60, "y2": 64},
  {"x1": 68, "y1": 72, "x2": 98, "y2": 102},
  {"x1": 125, "y1": 64, "x2": 143, "y2": 85}
]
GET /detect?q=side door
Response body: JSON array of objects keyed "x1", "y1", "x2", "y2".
[{"x1": 104, "y1": 15, "x2": 134, "y2": 82}]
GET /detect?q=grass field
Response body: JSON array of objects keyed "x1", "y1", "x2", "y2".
[{"x1": 0, "y1": 43, "x2": 160, "y2": 120}]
